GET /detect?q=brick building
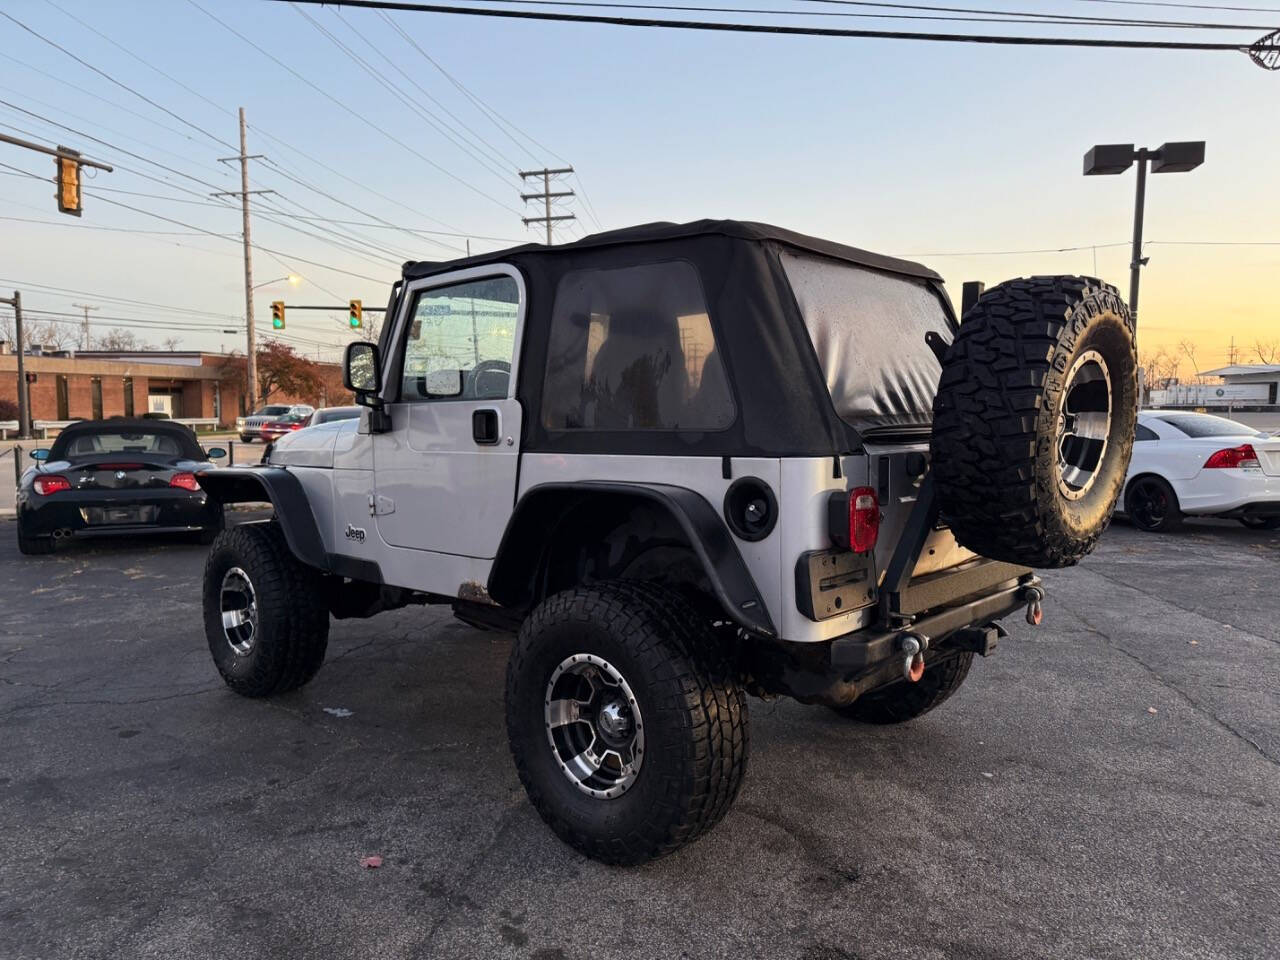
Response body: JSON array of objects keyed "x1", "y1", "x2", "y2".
[{"x1": 0, "y1": 348, "x2": 346, "y2": 428}]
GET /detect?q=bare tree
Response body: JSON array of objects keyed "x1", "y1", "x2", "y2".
[
  {"x1": 1255, "y1": 339, "x2": 1280, "y2": 364},
  {"x1": 1138, "y1": 348, "x2": 1180, "y2": 403},
  {"x1": 0, "y1": 313, "x2": 79, "y2": 351},
  {"x1": 1177, "y1": 339, "x2": 1201, "y2": 383},
  {"x1": 161, "y1": 336, "x2": 182, "y2": 351},
  {"x1": 94, "y1": 328, "x2": 142, "y2": 351}
]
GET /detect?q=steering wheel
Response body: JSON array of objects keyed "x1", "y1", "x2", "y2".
[{"x1": 465, "y1": 359, "x2": 512, "y2": 399}]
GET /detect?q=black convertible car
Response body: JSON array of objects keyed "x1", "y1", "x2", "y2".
[{"x1": 16, "y1": 419, "x2": 226, "y2": 555}]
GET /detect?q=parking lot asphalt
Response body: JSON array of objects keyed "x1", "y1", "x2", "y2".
[{"x1": 1, "y1": 515, "x2": 1277, "y2": 960}]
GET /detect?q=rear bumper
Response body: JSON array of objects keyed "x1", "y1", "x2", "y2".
[
  {"x1": 1172, "y1": 470, "x2": 1280, "y2": 516},
  {"x1": 17, "y1": 488, "x2": 220, "y2": 538},
  {"x1": 831, "y1": 573, "x2": 1038, "y2": 670}
]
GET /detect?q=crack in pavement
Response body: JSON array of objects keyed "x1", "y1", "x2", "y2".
[
  {"x1": 1074, "y1": 563, "x2": 1279, "y2": 650},
  {"x1": 1060, "y1": 604, "x2": 1279, "y2": 768}
]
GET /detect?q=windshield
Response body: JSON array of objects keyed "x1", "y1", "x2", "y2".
[
  {"x1": 254, "y1": 406, "x2": 290, "y2": 416},
  {"x1": 781, "y1": 252, "x2": 953, "y2": 432},
  {"x1": 317, "y1": 408, "x2": 360, "y2": 423},
  {"x1": 1155, "y1": 413, "x2": 1264, "y2": 438}
]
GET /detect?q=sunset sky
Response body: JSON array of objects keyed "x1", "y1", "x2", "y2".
[{"x1": 1, "y1": 0, "x2": 1277, "y2": 373}]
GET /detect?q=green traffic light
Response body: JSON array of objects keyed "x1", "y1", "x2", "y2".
[
  {"x1": 349, "y1": 315, "x2": 360, "y2": 328},
  {"x1": 273, "y1": 317, "x2": 284, "y2": 329}
]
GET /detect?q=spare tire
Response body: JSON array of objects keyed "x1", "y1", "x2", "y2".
[{"x1": 931, "y1": 276, "x2": 1137, "y2": 568}]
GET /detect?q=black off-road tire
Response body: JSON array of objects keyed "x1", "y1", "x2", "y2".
[
  {"x1": 17, "y1": 530, "x2": 56, "y2": 556},
  {"x1": 506, "y1": 581, "x2": 749, "y2": 865},
  {"x1": 202, "y1": 521, "x2": 329, "y2": 697},
  {"x1": 829, "y1": 651, "x2": 974, "y2": 725},
  {"x1": 932, "y1": 276, "x2": 1137, "y2": 568}
]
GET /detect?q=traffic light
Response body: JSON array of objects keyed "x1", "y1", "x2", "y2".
[
  {"x1": 348, "y1": 299, "x2": 363, "y2": 329},
  {"x1": 270, "y1": 301, "x2": 285, "y2": 330},
  {"x1": 55, "y1": 148, "x2": 82, "y2": 217}
]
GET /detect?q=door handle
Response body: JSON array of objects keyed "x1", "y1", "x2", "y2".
[{"x1": 472, "y1": 408, "x2": 500, "y2": 445}]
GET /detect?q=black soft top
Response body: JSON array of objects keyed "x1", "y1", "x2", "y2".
[
  {"x1": 49, "y1": 418, "x2": 204, "y2": 461},
  {"x1": 403, "y1": 219, "x2": 941, "y2": 283},
  {"x1": 390, "y1": 219, "x2": 952, "y2": 457}
]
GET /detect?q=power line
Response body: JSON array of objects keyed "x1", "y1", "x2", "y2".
[
  {"x1": 272, "y1": 0, "x2": 1273, "y2": 52},
  {"x1": 11, "y1": 2, "x2": 480, "y2": 249},
  {"x1": 186, "y1": 0, "x2": 525, "y2": 214},
  {"x1": 0, "y1": 277, "x2": 244, "y2": 322},
  {"x1": 339, "y1": 0, "x2": 1280, "y2": 28},
  {"x1": 328, "y1": 5, "x2": 527, "y2": 172},
  {"x1": 293, "y1": 4, "x2": 519, "y2": 184},
  {"x1": 0, "y1": 10, "x2": 237, "y2": 152}
]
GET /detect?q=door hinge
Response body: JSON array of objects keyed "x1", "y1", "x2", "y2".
[{"x1": 373, "y1": 494, "x2": 395, "y2": 516}]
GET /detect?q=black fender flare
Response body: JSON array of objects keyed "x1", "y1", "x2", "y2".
[
  {"x1": 487, "y1": 482, "x2": 776, "y2": 637},
  {"x1": 196, "y1": 467, "x2": 329, "y2": 572}
]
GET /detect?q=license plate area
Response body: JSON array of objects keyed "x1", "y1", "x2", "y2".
[
  {"x1": 795, "y1": 548, "x2": 876, "y2": 621},
  {"x1": 81, "y1": 505, "x2": 159, "y2": 525}
]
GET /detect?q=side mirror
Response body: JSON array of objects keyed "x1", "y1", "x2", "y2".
[
  {"x1": 30, "y1": 448, "x2": 49, "y2": 461},
  {"x1": 205, "y1": 447, "x2": 228, "y2": 460},
  {"x1": 425, "y1": 369, "x2": 464, "y2": 398},
  {"x1": 344, "y1": 341, "x2": 382, "y2": 396}
]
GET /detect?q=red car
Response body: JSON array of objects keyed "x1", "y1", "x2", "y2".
[{"x1": 258, "y1": 414, "x2": 309, "y2": 442}]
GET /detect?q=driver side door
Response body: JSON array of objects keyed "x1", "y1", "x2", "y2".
[{"x1": 372, "y1": 266, "x2": 525, "y2": 559}]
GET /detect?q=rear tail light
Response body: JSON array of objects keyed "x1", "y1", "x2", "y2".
[
  {"x1": 33, "y1": 475, "x2": 71, "y2": 495},
  {"x1": 1203, "y1": 444, "x2": 1260, "y2": 469},
  {"x1": 169, "y1": 472, "x2": 200, "y2": 491},
  {"x1": 289, "y1": 423, "x2": 303, "y2": 431},
  {"x1": 827, "y1": 485, "x2": 881, "y2": 553}
]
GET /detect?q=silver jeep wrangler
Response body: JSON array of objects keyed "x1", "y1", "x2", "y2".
[{"x1": 198, "y1": 220, "x2": 1137, "y2": 864}]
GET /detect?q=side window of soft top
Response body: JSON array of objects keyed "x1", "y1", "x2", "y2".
[
  {"x1": 399, "y1": 275, "x2": 520, "y2": 402},
  {"x1": 541, "y1": 260, "x2": 735, "y2": 431}
]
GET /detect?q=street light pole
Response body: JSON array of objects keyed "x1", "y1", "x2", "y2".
[
  {"x1": 1084, "y1": 141, "x2": 1205, "y2": 325},
  {"x1": 1128, "y1": 149, "x2": 1149, "y2": 320}
]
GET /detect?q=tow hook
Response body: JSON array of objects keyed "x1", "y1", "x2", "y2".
[
  {"x1": 1022, "y1": 585, "x2": 1045, "y2": 626},
  {"x1": 900, "y1": 633, "x2": 928, "y2": 682}
]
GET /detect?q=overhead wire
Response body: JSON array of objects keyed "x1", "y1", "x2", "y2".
[
  {"x1": 0, "y1": 10, "x2": 238, "y2": 151},
  {"x1": 271, "y1": 0, "x2": 1273, "y2": 52},
  {"x1": 186, "y1": 0, "x2": 526, "y2": 215}
]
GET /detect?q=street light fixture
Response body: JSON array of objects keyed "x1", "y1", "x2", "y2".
[
  {"x1": 1083, "y1": 141, "x2": 1205, "y2": 322},
  {"x1": 251, "y1": 274, "x2": 301, "y2": 290}
]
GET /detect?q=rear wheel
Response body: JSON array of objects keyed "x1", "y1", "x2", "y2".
[
  {"x1": 1239, "y1": 516, "x2": 1280, "y2": 531},
  {"x1": 829, "y1": 652, "x2": 974, "y2": 724},
  {"x1": 1125, "y1": 476, "x2": 1182, "y2": 532},
  {"x1": 202, "y1": 522, "x2": 329, "y2": 696},
  {"x1": 932, "y1": 276, "x2": 1137, "y2": 567},
  {"x1": 17, "y1": 529, "x2": 56, "y2": 556},
  {"x1": 506, "y1": 581, "x2": 748, "y2": 865}
]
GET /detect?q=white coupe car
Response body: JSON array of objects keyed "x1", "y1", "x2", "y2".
[{"x1": 1122, "y1": 411, "x2": 1280, "y2": 532}]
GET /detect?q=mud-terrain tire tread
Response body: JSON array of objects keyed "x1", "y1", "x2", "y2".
[
  {"x1": 506, "y1": 581, "x2": 748, "y2": 865},
  {"x1": 202, "y1": 521, "x2": 329, "y2": 697},
  {"x1": 831, "y1": 651, "x2": 974, "y2": 725},
  {"x1": 931, "y1": 276, "x2": 1137, "y2": 568}
]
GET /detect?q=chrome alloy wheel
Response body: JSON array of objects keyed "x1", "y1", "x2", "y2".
[
  {"x1": 1056, "y1": 350, "x2": 1113, "y2": 500},
  {"x1": 219, "y1": 566, "x2": 258, "y2": 656},
  {"x1": 544, "y1": 654, "x2": 644, "y2": 799}
]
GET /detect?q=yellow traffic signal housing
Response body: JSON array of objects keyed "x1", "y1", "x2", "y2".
[
  {"x1": 55, "y1": 149, "x2": 82, "y2": 217},
  {"x1": 349, "y1": 299, "x2": 363, "y2": 329},
  {"x1": 270, "y1": 301, "x2": 285, "y2": 330}
]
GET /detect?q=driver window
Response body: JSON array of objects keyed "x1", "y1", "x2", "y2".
[{"x1": 400, "y1": 275, "x2": 520, "y2": 402}]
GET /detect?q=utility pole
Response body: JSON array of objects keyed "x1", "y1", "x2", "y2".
[
  {"x1": 1227, "y1": 336, "x2": 1239, "y2": 366},
  {"x1": 214, "y1": 108, "x2": 274, "y2": 412},
  {"x1": 1, "y1": 290, "x2": 31, "y2": 439},
  {"x1": 71, "y1": 302, "x2": 98, "y2": 349},
  {"x1": 520, "y1": 167, "x2": 575, "y2": 245}
]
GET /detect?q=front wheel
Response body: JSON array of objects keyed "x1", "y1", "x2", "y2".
[
  {"x1": 202, "y1": 522, "x2": 329, "y2": 697},
  {"x1": 1125, "y1": 476, "x2": 1182, "y2": 532},
  {"x1": 506, "y1": 582, "x2": 749, "y2": 865}
]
